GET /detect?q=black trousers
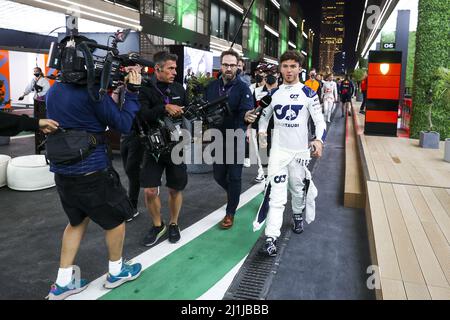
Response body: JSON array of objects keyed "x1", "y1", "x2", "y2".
[
  {"x1": 213, "y1": 163, "x2": 243, "y2": 215},
  {"x1": 120, "y1": 133, "x2": 144, "y2": 208},
  {"x1": 34, "y1": 99, "x2": 46, "y2": 154},
  {"x1": 360, "y1": 91, "x2": 367, "y2": 111}
]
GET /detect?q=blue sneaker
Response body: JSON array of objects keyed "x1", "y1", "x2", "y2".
[
  {"x1": 104, "y1": 261, "x2": 142, "y2": 289},
  {"x1": 46, "y1": 278, "x2": 88, "y2": 300}
]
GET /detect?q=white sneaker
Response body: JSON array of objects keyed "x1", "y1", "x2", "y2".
[
  {"x1": 254, "y1": 173, "x2": 265, "y2": 183},
  {"x1": 243, "y1": 158, "x2": 251, "y2": 168}
]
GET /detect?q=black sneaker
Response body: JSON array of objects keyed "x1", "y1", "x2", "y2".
[
  {"x1": 263, "y1": 237, "x2": 277, "y2": 257},
  {"x1": 143, "y1": 223, "x2": 167, "y2": 247},
  {"x1": 126, "y1": 208, "x2": 140, "y2": 223},
  {"x1": 168, "y1": 223, "x2": 181, "y2": 243},
  {"x1": 292, "y1": 213, "x2": 304, "y2": 234}
]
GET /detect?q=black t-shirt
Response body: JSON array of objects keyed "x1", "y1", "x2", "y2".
[{"x1": 138, "y1": 80, "x2": 187, "y2": 129}]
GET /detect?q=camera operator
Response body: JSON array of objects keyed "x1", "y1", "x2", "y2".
[
  {"x1": 139, "y1": 51, "x2": 188, "y2": 247},
  {"x1": 204, "y1": 49, "x2": 257, "y2": 229},
  {"x1": 45, "y1": 35, "x2": 142, "y2": 300}
]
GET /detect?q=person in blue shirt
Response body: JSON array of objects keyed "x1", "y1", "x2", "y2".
[
  {"x1": 45, "y1": 35, "x2": 143, "y2": 300},
  {"x1": 204, "y1": 49, "x2": 257, "y2": 229}
]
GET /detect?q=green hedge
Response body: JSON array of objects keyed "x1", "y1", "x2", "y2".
[{"x1": 411, "y1": 0, "x2": 450, "y2": 139}]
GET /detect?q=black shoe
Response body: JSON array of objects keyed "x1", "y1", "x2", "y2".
[
  {"x1": 126, "y1": 208, "x2": 140, "y2": 223},
  {"x1": 143, "y1": 223, "x2": 167, "y2": 247},
  {"x1": 168, "y1": 223, "x2": 181, "y2": 243},
  {"x1": 359, "y1": 110, "x2": 365, "y2": 114},
  {"x1": 292, "y1": 213, "x2": 304, "y2": 234},
  {"x1": 263, "y1": 237, "x2": 277, "y2": 257}
]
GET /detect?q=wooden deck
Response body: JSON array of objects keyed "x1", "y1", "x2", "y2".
[
  {"x1": 344, "y1": 107, "x2": 365, "y2": 208},
  {"x1": 347, "y1": 102, "x2": 450, "y2": 300}
]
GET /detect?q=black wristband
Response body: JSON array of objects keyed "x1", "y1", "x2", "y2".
[{"x1": 126, "y1": 83, "x2": 141, "y2": 92}]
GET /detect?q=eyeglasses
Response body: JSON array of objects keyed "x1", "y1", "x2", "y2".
[{"x1": 222, "y1": 63, "x2": 237, "y2": 69}]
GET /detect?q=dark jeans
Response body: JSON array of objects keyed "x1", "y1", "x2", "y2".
[
  {"x1": 360, "y1": 91, "x2": 367, "y2": 111},
  {"x1": 120, "y1": 133, "x2": 144, "y2": 208},
  {"x1": 213, "y1": 163, "x2": 243, "y2": 216}
]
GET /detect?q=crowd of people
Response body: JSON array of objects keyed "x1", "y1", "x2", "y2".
[{"x1": 0, "y1": 39, "x2": 367, "y2": 300}]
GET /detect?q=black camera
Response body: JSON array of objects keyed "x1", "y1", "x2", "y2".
[
  {"x1": 47, "y1": 29, "x2": 154, "y2": 101},
  {"x1": 183, "y1": 95, "x2": 231, "y2": 130}
]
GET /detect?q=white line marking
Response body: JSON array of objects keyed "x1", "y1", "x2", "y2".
[
  {"x1": 197, "y1": 255, "x2": 248, "y2": 300},
  {"x1": 68, "y1": 183, "x2": 264, "y2": 300},
  {"x1": 11, "y1": 134, "x2": 34, "y2": 140}
]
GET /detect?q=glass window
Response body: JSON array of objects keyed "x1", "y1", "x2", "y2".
[
  {"x1": 164, "y1": 0, "x2": 177, "y2": 24},
  {"x1": 211, "y1": 2, "x2": 220, "y2": 37},
  {"x1": 265, "y1": 31, "x2": 278, "y2": 58},
  {"x1": 229, "y1": 12, "x2": 236, "y2": 41},
  {"x1": 210, "y1": 1, "x2": 242, "y2": 44},
  {"x1": 289, "y1": 23, "x2": 297, "y2": 44},
  {"x1": 232, "y1": 14, "x2": 242, "y2": 44},
  {"x1": 113, "y1": 0, "x2": 139, "y2": 10},
  {"x1": 265, "y1": 0, "x2": 279, "y2": 30},
  {"x1": 219, "y1": 6, "x2": 227, "y2": 39}
]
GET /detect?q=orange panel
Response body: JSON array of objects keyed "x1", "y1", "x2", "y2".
[
  {"x1": 368, "y1": 63, "x2": 402, "y2": 76},
  {"x1": 44, "y1": 54, "x2": 57, "y2": 86},
  {"x1": 366, "y1": 111, "x2": 398, "y2": 124},
  {"x1": 367, "y1": 87, "x2": 400, "y2": 100},
  {"x1": 0, "y1": 50, "x2": 11, "y2": 109},
  {"x1": 368, "y1": 75, "x2": 401, "y2": 88}
]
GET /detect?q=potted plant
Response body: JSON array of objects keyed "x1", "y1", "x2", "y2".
[
  {"x1": 185, "y1": 73, "x2": 215, "y2": 173},
  {"x1": 419, "y1": 67, "x2": 449, "y2": 149}
]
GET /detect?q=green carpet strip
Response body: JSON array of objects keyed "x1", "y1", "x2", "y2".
[{"x1": 101, "y1": 194, "x2": 264, "y2": 300}]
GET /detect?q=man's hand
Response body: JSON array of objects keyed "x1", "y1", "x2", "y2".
[
  {"x1": 310, "y1": 140, "x2": 323, "y2": 158},
  {"x1": 165, "y1": 104, "x2": 184, "y2": 117},
  {"x1": 244, "y1": 109, "x2": 259, "y2": 124},
  {"x1": 39, "y1": 119, "x2": 59, "y2": 134},
  {"x1": 258, "y1": 132, "x2": 268, "y2": 149},
  {"x1": 124, "y1": 69, "x2": 142, "y2": 93}
]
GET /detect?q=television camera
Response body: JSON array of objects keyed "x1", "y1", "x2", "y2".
[
  {"x1": 47, "y1": 29, "x2": 154, "y2": 101},
  {"x1": 141, "y1": 94, "x2": 231, "y2": 155}
]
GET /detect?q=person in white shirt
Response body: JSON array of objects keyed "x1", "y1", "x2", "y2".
[
  {"x1": 19, "y1": 67, "x2": 50, "y2": 102},
  {"x1": 256, "y1": 50, "x2": 326, "y2": 257},
  {"x1": 250, "y1": 65, "x2": 279, "y2": 183},
  {"x1": 321, "y1": 73, "x2": 338, "y2": 123}
]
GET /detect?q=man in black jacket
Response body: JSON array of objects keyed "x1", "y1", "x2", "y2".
[
  {"x1": 0, "y1": 112, "x2": 58, "y2": 136},
  {"x1": 139, "y1": 51, "x2": 188, "y2": 246}
]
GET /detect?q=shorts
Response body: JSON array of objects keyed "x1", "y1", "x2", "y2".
[
  {"x1": 140, "y1": 152, "x2": 188, "y2": 191},
  {"x1": 55, "y1": 168, "x2": 134, "y2": 230},
  {"x1": 341, "y1": 94, "x2": 352, "y2": 103}
]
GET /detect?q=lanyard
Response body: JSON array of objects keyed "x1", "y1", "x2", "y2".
[
  {"x1": 219, "y1": 81, "x2": 234, "y2": 97},
  {"x1": 155, "y1": 85, "x2": 170, "y2": 104}
]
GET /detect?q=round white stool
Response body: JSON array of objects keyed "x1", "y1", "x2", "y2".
[
  {"x1": 7, "y1": 155, "x2": 55, "y2": 191},
  {"x1": 0, "y1": 155, "x2": 11, "y2": 187}
]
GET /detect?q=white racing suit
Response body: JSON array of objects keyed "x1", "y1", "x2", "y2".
[
  {"x1": 321, "y1": 80, "x2": 338, "y2": 122},
  {"x1": 250, "y1": 85, "x2": 277, "y2": 178},
  {"x1": 253, "y1": 82, "x2": 327, "y2": 240}
]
